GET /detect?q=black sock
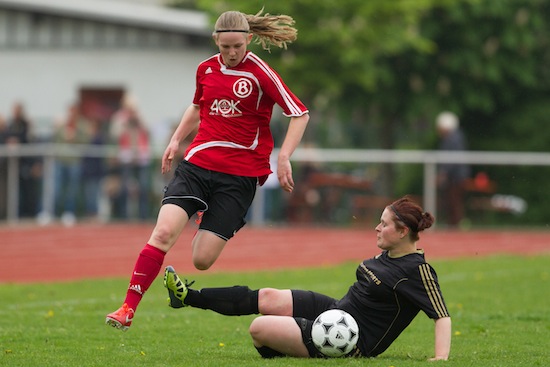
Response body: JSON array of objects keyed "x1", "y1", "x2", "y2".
[
  {"x1": 185, "y1": 286, "x2": 259, "y2": 315},
  {"x1": 255, "y1": 346, "x2": 285, "y2": 358}
]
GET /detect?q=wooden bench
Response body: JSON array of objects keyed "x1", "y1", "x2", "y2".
[{"x1": 286, "y1": 172, "x2": 373, "y2": 224}]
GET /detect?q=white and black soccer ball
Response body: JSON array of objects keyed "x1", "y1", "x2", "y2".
[{"x1": 311, "y1": 309, "x2": 359, "y2": 357}]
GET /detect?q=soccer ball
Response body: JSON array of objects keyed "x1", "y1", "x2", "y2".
[{"x1": 311, "y1": 309, "x2": 359, "y2": 357}]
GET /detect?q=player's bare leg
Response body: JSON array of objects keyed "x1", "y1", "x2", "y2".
[
  {"x1": 106, "y1": 204, "x2": 189, "y2": 331},
  {"x1": 249, "y1": 316, "x2": 309, "y2": 357},
  {"x1": 190, "y1": 230, "x2": 228, "y2": 270},
  {"x1": 258, "y1": 288, "x2": 293, "y2": 316},
  {"x1": 148, "y1": 204, "x2": 190, "y2": 252}
]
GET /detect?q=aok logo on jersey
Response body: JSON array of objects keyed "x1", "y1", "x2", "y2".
[
  {"x1": 210, "y1": 99, "x2": 242, "y2": 116},
  {"x1": 210, "y1": 78, "x2": 253, "y2": 117}
]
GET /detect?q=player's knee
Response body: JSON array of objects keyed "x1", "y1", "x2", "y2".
[
  {"x1": 258, "y1": 288, "x2": 278, "y2": 308},
  {"x1": 149, "y1": 225, "x2": 177, "y2": 250},
  {"x1": 193, "y1": 261, "x2": 212, "y2": 271},
  {"x1": 258, "y1": 288, "x2": 292, "y2": 315},
  {"x1": 192, "y1": 255, "x2": 214, "y2": 270},
  {"x1": 191, "y1": 233, "x2": 225, "y2": 270},
  {"x1": 249, "y1": 317, "x2": 269, "y2": 342}
]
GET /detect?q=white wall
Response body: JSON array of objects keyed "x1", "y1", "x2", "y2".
[
  {"x1": 0, "y1": 48, "x2": 212, "y2": 147},
  {"x1": 99, "y1": 0, "x2": 167, "y2": 5}
]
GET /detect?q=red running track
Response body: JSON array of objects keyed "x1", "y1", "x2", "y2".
[{"x1": 1, "y1": 223, "x2": 549, "y2": 283}]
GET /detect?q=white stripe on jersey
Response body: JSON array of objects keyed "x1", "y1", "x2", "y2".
[
  {"x1": 246, "y1": 53, "x2": 303, "y2": 116},
  {"x1": 201, "y1": 54, "x2": 219, "y2": 65},
  {"x1": 184, "y1": 128, "x2": 260, "y2": 160}
]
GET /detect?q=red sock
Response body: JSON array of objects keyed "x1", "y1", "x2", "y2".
[{"x1": 124, "y1": 244, "x2": 166, "y2": 311}]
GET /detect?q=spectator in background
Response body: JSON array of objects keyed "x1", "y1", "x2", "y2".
[
  {"x1": 435, "y1": 111, "x2": 470, "y2": 227},
  {"x1": 6, "y1": 102, "x2": 42, "y2": 218},
  {"x1": 0, "y1": 114, "x2": 8, "y2": 220},
  {"x1": 110, "y1": 93, "x2": 138, "y2": 142},
  {"x1": 81, "y1": 118, "x2": 107, "y2": 221},
  {"x1": 114, "y1": 107, "x2": 151, "y2": 220},
  {"x1": 52, "y1": 102, "x2": 91, "y2": 226}
]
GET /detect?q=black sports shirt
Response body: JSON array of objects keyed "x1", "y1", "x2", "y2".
[{"x1": 335, "y1": 250, "x2": 450, "y2": 357}]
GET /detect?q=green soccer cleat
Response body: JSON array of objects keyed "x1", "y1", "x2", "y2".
[{"x1": 163, "y1": 265, "x2": 194, "y2": 309}]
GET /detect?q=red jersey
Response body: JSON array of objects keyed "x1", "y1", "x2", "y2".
[{"x1": 184, "y1": 51, "x2": 308, "y2": 180}]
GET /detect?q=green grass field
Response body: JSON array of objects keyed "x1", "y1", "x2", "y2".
[{"x1": 1, "y1": 255, "x2": 549, "y2": 367}]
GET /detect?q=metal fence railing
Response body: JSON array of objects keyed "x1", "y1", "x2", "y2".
[{"x1": 2, "y1": 144, "x2": 550, "y2": 225}]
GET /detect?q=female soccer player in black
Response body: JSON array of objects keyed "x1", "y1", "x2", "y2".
[{"x1": 164, "y1": 196, "x2": 452, "y2": 360}]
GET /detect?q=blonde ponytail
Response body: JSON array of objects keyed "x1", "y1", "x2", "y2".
[
  {"x1": 245, "y1": 9, "x2": 297, "y2": 50},
  {"x1": 214, "y1": 9, "x2": 298, "y2": 51}
]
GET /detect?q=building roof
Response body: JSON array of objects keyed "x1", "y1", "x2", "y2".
[{"x1": 0, "y1": 0, "x2": 211, "y2": 35}]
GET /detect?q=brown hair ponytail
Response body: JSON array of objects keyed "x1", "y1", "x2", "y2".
[{"x1": 389, "y1": 196, "x2": 435, "y2": 241}]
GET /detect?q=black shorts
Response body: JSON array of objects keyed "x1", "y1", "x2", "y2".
[
  {"x1": 291, "y1": 290, "x2": 336, "y2": 358},
  {"x1": 162, "y1": 160, "x2": 257, "y2": 240},
  {"x1": 291, "y1": 290, "x2": 363, "y2": 358}
]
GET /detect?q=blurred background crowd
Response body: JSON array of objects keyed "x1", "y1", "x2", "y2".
[{"x1": 0, "y1": 98, "x2": 157, "y2": 225}]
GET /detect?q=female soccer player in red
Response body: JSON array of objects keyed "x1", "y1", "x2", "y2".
[
  {"x1": 164, "y1": 196, "x2": 452, "y2": 360},
  {"x1": 106, "y1": 10, "x2": 309, "y2": 331}
]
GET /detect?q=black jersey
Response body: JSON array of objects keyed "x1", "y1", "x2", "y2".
[{"x1": 335, "y1": 250, "x2": 449, "y2": 357}]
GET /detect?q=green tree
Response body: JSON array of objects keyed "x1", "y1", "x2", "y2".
[
  {"x1": 407, "y1": 0, "x2": 550, "y2": 148},
  {"x1": 178, "y1": 0, "x2": 459, "y2": 144},
  {"x1": 169, "y1": 0, "x2": 549, "y2": 150},
  {"x1": 397, "y1": 0, "x2": 550, "y2": 224},
  {"x1": 169, "y1": 0, "x2": 550, "y2": 225}
]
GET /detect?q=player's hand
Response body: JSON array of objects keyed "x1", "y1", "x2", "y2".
[
  {"x1": 277, "y1": 158, "x2": 294, "y2": 192},
  {"x1": 161, "y1": 141, "x2": 179, "y2": 174}
]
